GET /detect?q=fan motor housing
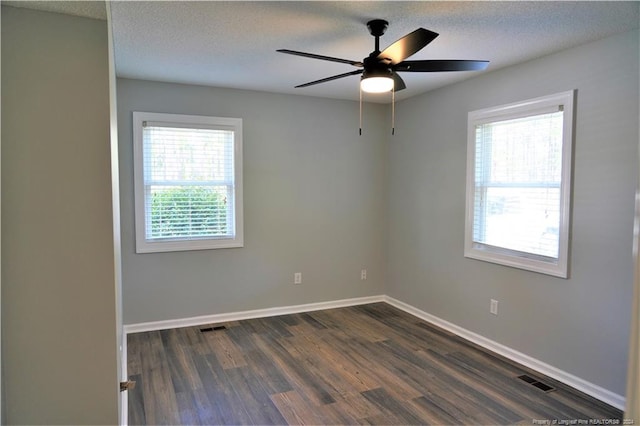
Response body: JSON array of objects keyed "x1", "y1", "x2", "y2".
[{"x1": 362, "y1": 55, "x2": 393, "y2": 78}]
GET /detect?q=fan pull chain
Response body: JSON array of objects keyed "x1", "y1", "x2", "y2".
[
  {"x1": 359, "y1": 86, "x2": 363, "y2": 136},
  {"x1": 391, "y1": 87, "x2": 395, "y2": 135}
]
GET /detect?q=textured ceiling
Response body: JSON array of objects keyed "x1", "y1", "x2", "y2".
[
  {"x1": 4, "y1": 1, "x2": 639, "y2": 104},
  {"x1": 109, "y1": 1, "x2": 639, "y2": 103},
  {"x1": 2, "y1": 0, "x2": 107, "y2": 20}
]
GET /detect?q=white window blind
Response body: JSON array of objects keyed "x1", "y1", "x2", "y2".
[
  {"x1": 465, "y1": 91, "x2": 574, "y2": 277},
  {"x1": 133, "y1": 112, "x2": 243, "y2": 253},
  {"x1": 473, "y1": 110, "x2": 563, "y2": 259}
]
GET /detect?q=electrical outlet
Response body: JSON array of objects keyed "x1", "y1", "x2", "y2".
[
  {"x1": 361, "y1": 269, "x2": 367, "y2": 280},
  {"x1": 294, "y1": 272, "x2": 302, "y2": 284},
  {"x1": 490, "y1": 299, "x2": 498, "y2": 315}
]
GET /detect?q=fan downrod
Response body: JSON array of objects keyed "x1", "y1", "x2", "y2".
[{"x1": 367, "y1": 19, "x2": 388, "y2": 53}]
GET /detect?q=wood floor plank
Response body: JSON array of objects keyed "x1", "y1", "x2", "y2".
[
  {"x1": 442, "y1": 350, "x2": 573, "y2": 421},
  {"x1": 281, "y1": 331, "x2": 379, "y2": 395},
  {"x1": 127, "y1": 333, "x2": 144, "y2": 376},
  {"x1": 191, "y1": 352, "x2": 251, "y2": 425},
  {"x1": 127, "y1": 373, "x2": 147, "y2": 426},
  {"x1": 252, "y1": 332, "x2": 337, "y2": 406},
  {"x1": 413, "y1": 392, "x2": 477, "y2": 424},
  {"x1": 416, "y1": 348, "x2": 527, "y2": 423},
  {"x1": 128, "y1": 302, "x2": 623, "y2": 425},
  {"x1": 299, "y1": 311, "x2": 329, "y2": 330},
  {"x1": 201, "y1": 328, "x2": 248, "y2": 369},
  {"x1": 551, "y1": 387, "x2": 623, "y2": 420},
  {"x1": 188, "y1": 386, "x2": 221, "y2": 426},
  {"x1": 317, "y1": 400, "x2": 363, "y2": 425},
  {"x1": 219, "y1": 362, "x2": 287, "y2": 425},
  {"x1": 361, "y1": 387, "x2": 426, "y2": 425},
  {"x1": 327, "y1": 392, "x2": 383, "y2": 420},
  {"x1": 245, "y1": 315, "x2": 295, "y2": 339},
  {"x1": 271, "y1": 390, "x2": 328, "y2": 425},
  {"x1": 323, "y1": 327, "x2": 425, "y2": 401},
  {"x1": 224, "y1": 324, "x2": 294, "y2": 395},
  {"x1": 353, "y1": 303, "x2": 457, "y2": 353},
  {"x1": 160, "y1": 328, "x2": 203, "y2": 394},
  {"x1": 175, "y1": 391, "x2": 201, "y2": 425},
  {"x1": 138, "y1": 331, "x2": 181, "y2": 425},
  {"x1": 373, "y1": 339, "x2": 523, "y2": 424},
  {"x1": 324, "y1": 307, "x2": 391, "y2": 343}
]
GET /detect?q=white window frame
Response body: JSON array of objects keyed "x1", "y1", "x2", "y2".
[
  {"x1": 133, "y1": 111, "x2": 243, "y2": 253},
  {"x1": 464, "y1": 91, "x2": 575, "y2": 278}
]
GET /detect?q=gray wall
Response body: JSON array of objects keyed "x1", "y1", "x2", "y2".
[
  {"x1": 118, "y1": 79, "x2": 388, "y2": 324},
  {"x1": 1, "y1": 7, "x2": 119, "y2": 424},
  {"x1": 387, "y1": 29, "x2": 639, "y2": 397}
]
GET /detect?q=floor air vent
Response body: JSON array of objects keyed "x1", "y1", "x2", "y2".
[
  {"x1": 200, "y1": 325, "x2": 227, "y2": 333},
  {"x1": 518, "y1": 375, "x2": 556, "y2": 393}
]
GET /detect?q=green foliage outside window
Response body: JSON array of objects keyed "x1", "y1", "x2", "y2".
[{"x1": 150, "y1": 187, "x2": 228, "y2": 238}]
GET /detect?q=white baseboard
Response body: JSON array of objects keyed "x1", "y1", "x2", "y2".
[
  {"x1": 383, "y1": 295, "x2": 626, "y2": 411},
  {"x1": 123, "y1": 294, "x2": 385, "y2": 334},
  {"x1": 122, "y1": 293, "x2": 625, "y2": 411}
]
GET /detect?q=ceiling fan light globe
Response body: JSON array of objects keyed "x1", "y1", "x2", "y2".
[{"x1": 360, "y1": 76, "x2": 394, "y2": 93}]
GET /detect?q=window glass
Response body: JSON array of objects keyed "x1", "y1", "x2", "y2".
[
  {"x1": 465, "y1": 91, "x2": 574, "y2": 277},
  {"x1": 133, "y1": 112, "x2": 243, "y2": 253}
]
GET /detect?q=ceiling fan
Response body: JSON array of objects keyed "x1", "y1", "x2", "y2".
[{"x1": 278, "y1": 19, "x2": 489, "y2": 94}]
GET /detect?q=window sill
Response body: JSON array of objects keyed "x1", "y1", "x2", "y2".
[
  {"x1": 464, "y1": 245, "x2": 568, "y2": 278},
  {"x1": 136, "y1": 237, "x2": 244, "y2": 253}
]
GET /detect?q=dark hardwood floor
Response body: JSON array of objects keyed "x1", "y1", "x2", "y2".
[{"x1": 127, "y1": 302, "x2": 622, "y2": 425}]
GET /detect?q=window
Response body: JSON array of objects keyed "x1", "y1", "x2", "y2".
[
  {"x1": 465, "y1": 91, "x2": 574, "y2": 277},
  {"x1": 133, "y1": 112, "x2": 243, "y2": 253}
]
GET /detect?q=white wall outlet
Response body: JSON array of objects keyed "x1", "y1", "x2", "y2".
[
  {"x1": 490, "y1": 299, "x2": 499, "y2": 315},
  {"x1": 361, "y1": 269, "x2": 367, "y2": 280},
  {"x1": 294, "y1": 272, "x2": 302, "y2": 285}
]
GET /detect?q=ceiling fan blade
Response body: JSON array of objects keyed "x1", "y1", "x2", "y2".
[
  {"x1": 391, "y1": 72, "x2": 406, "y2": 91},
  {"x1": 377, "y1": 28, "x2": 439, "y2": 65},
  {"x1": 294, "y1": 70, "x2": 364, "y2": 88},
  {"x1": 396, "y1": 60, "x2": 489, "y2": 72},
  {"x1": 277, "y1": 49, "x2": 363, "y2": 67}
]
